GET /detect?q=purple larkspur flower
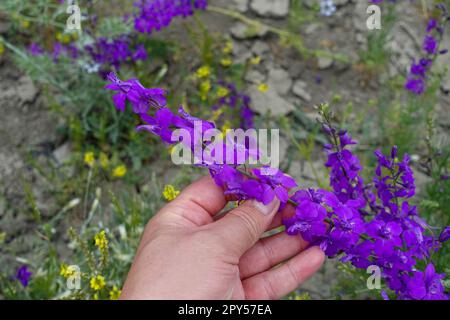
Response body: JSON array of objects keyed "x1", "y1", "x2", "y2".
[
  {"x1": 105, "y1": 72, "x2": 166, "y2": 112},
  {"x1": 15, "y1": 265, "x2": 32, "y2": 287},
  {"x1": 403, "y1": 264, "x2": 448, "y2": 300},
  {"x1": 439, "y1": 226, "x2": 450, "y2": 243}
]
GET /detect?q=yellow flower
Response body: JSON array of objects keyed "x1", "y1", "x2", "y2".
[
  {"x1": 57, "y1": 32, "x2": 73, "y2": 44},
  {"x1": 60, "y1": 264, "x2": 78, "y2": 278},
  {"x1": 94, "y1": 230, "x2": 108, "y2": 251},
  {"x1": 222, "y1": 41, "x2": 233, "y2": 54},
  {"x1": 162, "y1": 185, "x2": 180, "y2": 201},
  {"x1": 258, "y1": 83, "x2": 269, "y2": 92},
  {"x1": 99, "y1": 152, "x2": 109, "y2": 169},
  {"x1": 84, "y1": 152, "x2": 95, "y2": 167},
  {"x1": 112, "y1": 165, "x2": 127, "y2": 178},
  {"x1": 0, "y1": 232, "x2": 6, "y2": 244},
  {"x1": 196, "y1": 65, "x2": 210, "y2": 78},
  {"x1": 249, "y1": 55, "x2": 261, "y2": 65},
  {"x1": 216, "y1": 86, "x2": 229, "y2": 98},
  {"x1": 90, "y1": 275, "x2": 106, "y2": 291},
  {"x1": 200, "y1": 80, "x2": 211, "y2": 100},
  {"x1": 21, "y1": 20, "x2": 30, "y2": 28},
  {"x1": 220, "y1": 58, "x2": 232, "y2": 67},
  {"x1": 109, "y1": 286, "x2": 122, "y2": 300},
  {"x1": 0, "y1": 43, "x2": 4, "y2": 55}
]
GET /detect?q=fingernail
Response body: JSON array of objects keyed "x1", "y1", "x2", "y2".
[{"x1": 252, "y1": 198, "x2": 280, "y2": 215}]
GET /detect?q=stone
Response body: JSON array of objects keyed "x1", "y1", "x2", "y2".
[
  {"x1": 250, "y1": 0, "x2": 290, "y2": 18},
  {"x1": 244, "y1": 70, "x2": 266, "y2": 84},
  {"x1": 53, "y1": 143, "x2": 72, "y2": 164},
  {"x1": 230, "y1": 22, "x2": 268, "y2": 40},
  {"x1": 251, "y1": 40, "x2": 270, "y2": 56},
  {"x1": 17, "y1": 76, "x2": 38, "y2": 104},
  {"x1": 317, "y1": 56, "x2": 334, "y2": 70},
  {"x1": 230, "y1": 0, "x2": 249, "y2": 13},
  {"x1": 267, "y1": 67, "x2": 292, "y2": 95},
  {"x1": 292, "y1": 80, "x2": 312, "y2": 102},
  {"x1": 246, "y1": 85, "x2": 294, "y2": 116}
]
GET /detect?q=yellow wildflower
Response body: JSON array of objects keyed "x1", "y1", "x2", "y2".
[
  {"x1": 109, "y1": 286, "x2": 122, "y2": 300},
  {"x1": 163, "y1": 185, "x2": 180, "y2": 201},
  {"x1": 84, "y1": 152, "x2": 95, "y2": 167},
  {"x1": 112, "y1": 165, "x2": 127, "y2": 178},
  {"x1": 196, "y1": 65, "x2": 210, "y2": 78},
  {"x1": 222, "y1": 41, "x2": 233, "y2": 54},
  {"x1": 90, "y1": 275, "x2": 106, "y2": 291},
  {"x1": 0, "y1": 43, "x2": 4, "y2": 55},
  {"x1": 99, "y1": 152, "x2": 109, "y2": 169},
  {"x1": 56, "y1": 32, "x2": 72, "y2": 44},
  {"x1": 21, "y1": 20, "x2": 30, "y2": 29},
  {"x1": 200, "y1": 80, "x2": 211, "y2": 100},
  {"x1": 94, "y1": 230, "x2": 108, "y2": 251},
  {"x1": 249, "y1": 55, "x2": 261, "y2": 65},
  {"x1": 258, "y1": 83, "x2": 269, "y2": 92},
  {"x1": 216, "y1": 86, "x2": 229, "y2": 98},
  {"x1": 220, "y1": 58, "x2": 232, "y2": 67},
  {"x1": 60, "y1": 264, "x2": 78, "y2": 278}
]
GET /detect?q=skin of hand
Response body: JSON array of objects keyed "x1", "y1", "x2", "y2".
[{"x1": 120, "y1": 176, "x2": 325, "y2": 300}]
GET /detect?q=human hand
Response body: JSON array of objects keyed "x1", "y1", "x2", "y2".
[{"x1": 120, "y1": 176, "x2": 325, "y2": 300}]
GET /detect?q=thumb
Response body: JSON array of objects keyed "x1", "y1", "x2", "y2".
[{"x1": 211, "y1": 198, "x2": 280, "y2": 257}]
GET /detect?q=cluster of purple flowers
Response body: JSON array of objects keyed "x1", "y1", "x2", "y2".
[
  {"x1": 28, "y1": 36, "x2": 147, "y2": 76},
  {"x1": 105, "y1": 73, "x2": 449, "y2": 300},
  {"x1": 85, "y1": 37, "x2": 148, "y2": 71},
  {"x1": 404, "y1": 4, "x2": 449, "y2": 95},
  {"x1": 133, "y1": 0, "x2": 207, "y2": 34}
]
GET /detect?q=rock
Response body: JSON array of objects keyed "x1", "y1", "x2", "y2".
[
  {"x1": 317, "y1": 56, "x2": 334, "y2": 70},
  {"x1": 246, "y1": 85, "x2": 294, "y2": 116},
  {"x1": 231, "y1": 41, "x2": 253, "y2": 64},
  {"x1": 53, "y1": 143, "x2": 72, "y2": 164},
  {"x1": 244, "y1": 70, "x2": 266, "y2": 83},
  {"x1": 292, "y1": 80, "x2": 312, "y2": 102},
  {"x1": 287, "y1": 61, "x2": 303, "y2": 79},
  {"x1": 230, "y1": 22, "x2": 268, "y2": 40},
  {"x1": 250, "y1": 0, "x2": 290, "y2": 18},
  {"x1": 251, "y1": 40, "x2": 270, "y2": 57},
  {"x1": 230, "y1": 0, "x2": 249, "y2": 13},
  {"x1": 267, "y1": 67, "x2": 292, "y2": 95},
  {"x1": 17, "y1": 76, "x2": 38, "y2": 104}
]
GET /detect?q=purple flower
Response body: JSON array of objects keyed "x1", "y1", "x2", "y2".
[
  {"x1": 404, "y1": 264, "x2": 447, "y2": 300},
  {"x1": 439, "y1": 226, "x2": 450, "y2": 243},
  {"x1": 423, "y1": 35, "x2": 438, "y2": 54},
  {"x1": 405, "y1": 77, "x2": 425, "y2": 95},
  {"x1": 105, "y1": 72, "x2": 166, "y2": 112},
  {"x1": 253, "y1": 167, "x2": 297, "y2": 203},
  {"x1": 28, "y1": 43, "x2": 44, "y2": 56},
  {"x1": 15, "y1": 265, "x2": 32, "y2": 287},
  {"x1": 134, "y1": 0, "x2": 208, "y2": 34},
  {"x1": 367, "y1": 220, "x2": 403, "y2": 256}
]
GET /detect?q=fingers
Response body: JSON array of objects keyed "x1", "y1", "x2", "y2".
[
  {"x1": 159, "y1": 176, "x2": 227, "y2": 226},
  {"x1": 265, "y1": 203, "x2": 296, "y2": 231},
  {"x1": 211, "y1": 198, "x2": 280, "y2": 257},
  {"x1": 239, "y1": 232, "x2": 308, "y2": 279},
  {"x1": 242, "y1": 246, "x2": 325, "y2": 300}
]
